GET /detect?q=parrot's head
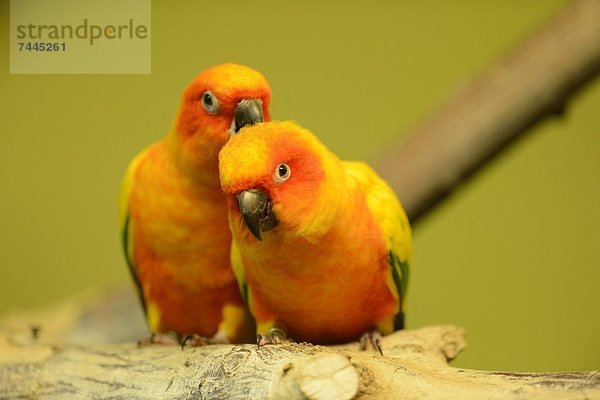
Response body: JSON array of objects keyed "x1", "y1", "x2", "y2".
[
  {"x1": 219, "y1": 121, "x2": 344, "y2": 243},
  {"x1": 172, "y1": 63, "x2": 272, "y2": 183}
]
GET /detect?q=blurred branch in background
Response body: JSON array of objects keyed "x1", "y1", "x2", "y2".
[{"x1": 374, "y1": 0, "x2": 600, "y2": 225}]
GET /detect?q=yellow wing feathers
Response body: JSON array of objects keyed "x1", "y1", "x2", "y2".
[
  {"x1": 119, "y1": 147, "x2": 148, "y2": 232},
  {"x1": 230, "y1": 239, "x2": 248, "y2": 303},
  {"x1": 119, "y1": 146, "x2": 154, "y2": 315},
  {"x1": 343, "y1": 161, "x2": 412, "y2": 264},
  {"x1": 343, "y1": 161, "x2": 412, "y2": 326}
]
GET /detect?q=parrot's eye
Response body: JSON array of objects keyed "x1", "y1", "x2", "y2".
[
  {"x1": 274, "y1": 163, "x2": 291, "y2": 183},
  {"x1": 201, "y1": 91, "x2": 219, "y2": 114}
]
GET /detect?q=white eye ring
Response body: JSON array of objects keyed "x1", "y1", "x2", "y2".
[
  {"x1": 201, "y1": 90, "x2": 219, "y2": 114},
  {"x1": 274, "y1": 163, "x2": 291, "y2": 183}
]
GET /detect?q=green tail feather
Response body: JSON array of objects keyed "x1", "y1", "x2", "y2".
[
  {"x1": 122, "y1": 213, "x2": 147, "y2": 315},
  {"x1": 388, "y1": 250, "x2": 409, "y2": 330}
]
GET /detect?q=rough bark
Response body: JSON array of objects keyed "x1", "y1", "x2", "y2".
[
  {"x1": 374, "y1": 0, "x2": 600, "y2": 224},
  {"x1": 0, "y1": 286, "x2": 598, "y2": 400},
  {"x1": 2, "y1": 323, "x2": 599, "y2": 400}
]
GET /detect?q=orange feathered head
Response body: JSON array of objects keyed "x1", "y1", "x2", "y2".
[
  {"x1": 172, "y1": 63, "x2": 272, "y2": 182},
  {"x1": 219, "y1": 121, "x2": 344, "y2": 243}
]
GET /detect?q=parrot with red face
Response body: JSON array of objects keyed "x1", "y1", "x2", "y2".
[
  {"x1": 120, "y1": 63, "x2": 272, "y2": 345},
  {"x1": 218, "y1": 120, "x2": 411, "y2": 353}
]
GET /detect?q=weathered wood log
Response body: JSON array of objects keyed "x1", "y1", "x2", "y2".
[
  {"x1": 1, "y1": 321, "x2": 598, "y2": 400},
  {"x1": 0, "y1": 285, "x2": 148, "y2": 346},
  {"x1": 374, "y1": 0, "x2": 600, "y2": 224},
  {"x1": 1, "y1": 286, "x2": 598, "y2": 399}
]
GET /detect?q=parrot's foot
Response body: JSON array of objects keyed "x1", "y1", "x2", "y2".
[
  {"x1": 257, "y1": 327, "x2": 289, "y2": 349},
  {"x1": 137, "y1": 333, "x2": 180, "y2": 347},
  {"x1": 180, "y1": 328, "x2": 231, "y2": 349},
  {"x1": 180, "y1": 334, "x2": 210, "y2": 349},
  {"x1": 359, "y1": 330, "x2": 384, "y2": 356}
]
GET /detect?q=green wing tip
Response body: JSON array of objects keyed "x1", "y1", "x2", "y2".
[
  {"x1": 388, "y1": 250, "x2": 409, "y2": 330},
  {"x1": 388, "y1": 250, "x2": 409, "y2": 299},
  {"x1": 242, "y1": 282, "x2": 249, "y2": 305},
  {"x1": 394, "y1": 312, "x2": 405, "y2": 331}
]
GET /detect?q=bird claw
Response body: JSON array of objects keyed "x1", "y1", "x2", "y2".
[
  {"x1": 180, "y1": 334, "x2": 210, "y2": 349},
  {"x1": 359, "y1": 330, "x2": 384, "y2": 356},
  {"x1": 256, "y1": 327, "x2": 288, "y2": 349},
  {"x1": 137, "y1": 332, "x2": 180, "y2": 347},
  {"x1": 137, "y1": 332, "x2": 211, "y2": 349},
  {"x1": 138, "y1": 329, "x2": 231, "y2": 349}
]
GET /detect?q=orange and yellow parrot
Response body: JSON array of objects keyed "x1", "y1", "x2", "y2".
[
  {"x1": 120, "y1": 63, "x2": 271, "y2": 345},
  {"x1": 218, "y1": 121, "x2": 411, "y2": 353}
]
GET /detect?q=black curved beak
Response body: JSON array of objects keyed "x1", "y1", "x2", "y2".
[
  {"x1": 233, "y1": 99, "x2": 264, "y2": 134},
  {"x1": 236, "y1": 188, "x2": 279, "y2": 241}
]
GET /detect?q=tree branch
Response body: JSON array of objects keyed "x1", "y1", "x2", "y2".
[
  {"x1": 1, "y1": 286, "x2": 598, "y2": 399},
  {"x1": 374, "y1": 0, "x2": 600, "y2": 224},
  {"x1": 2, "y1": 321, "x2": 599, "y2": 399}
]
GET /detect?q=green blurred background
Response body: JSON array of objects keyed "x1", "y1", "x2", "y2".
[{"x1": 1, "y1": 1, "x2": 598, "y2": 371}]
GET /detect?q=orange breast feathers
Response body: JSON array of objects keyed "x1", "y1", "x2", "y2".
[
  {"x1": 234, "y1": 188, "x2": 398, "y2": 344},
  {"x1": 128, "y1": 143, "x2": 243, "y2": 337}
]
